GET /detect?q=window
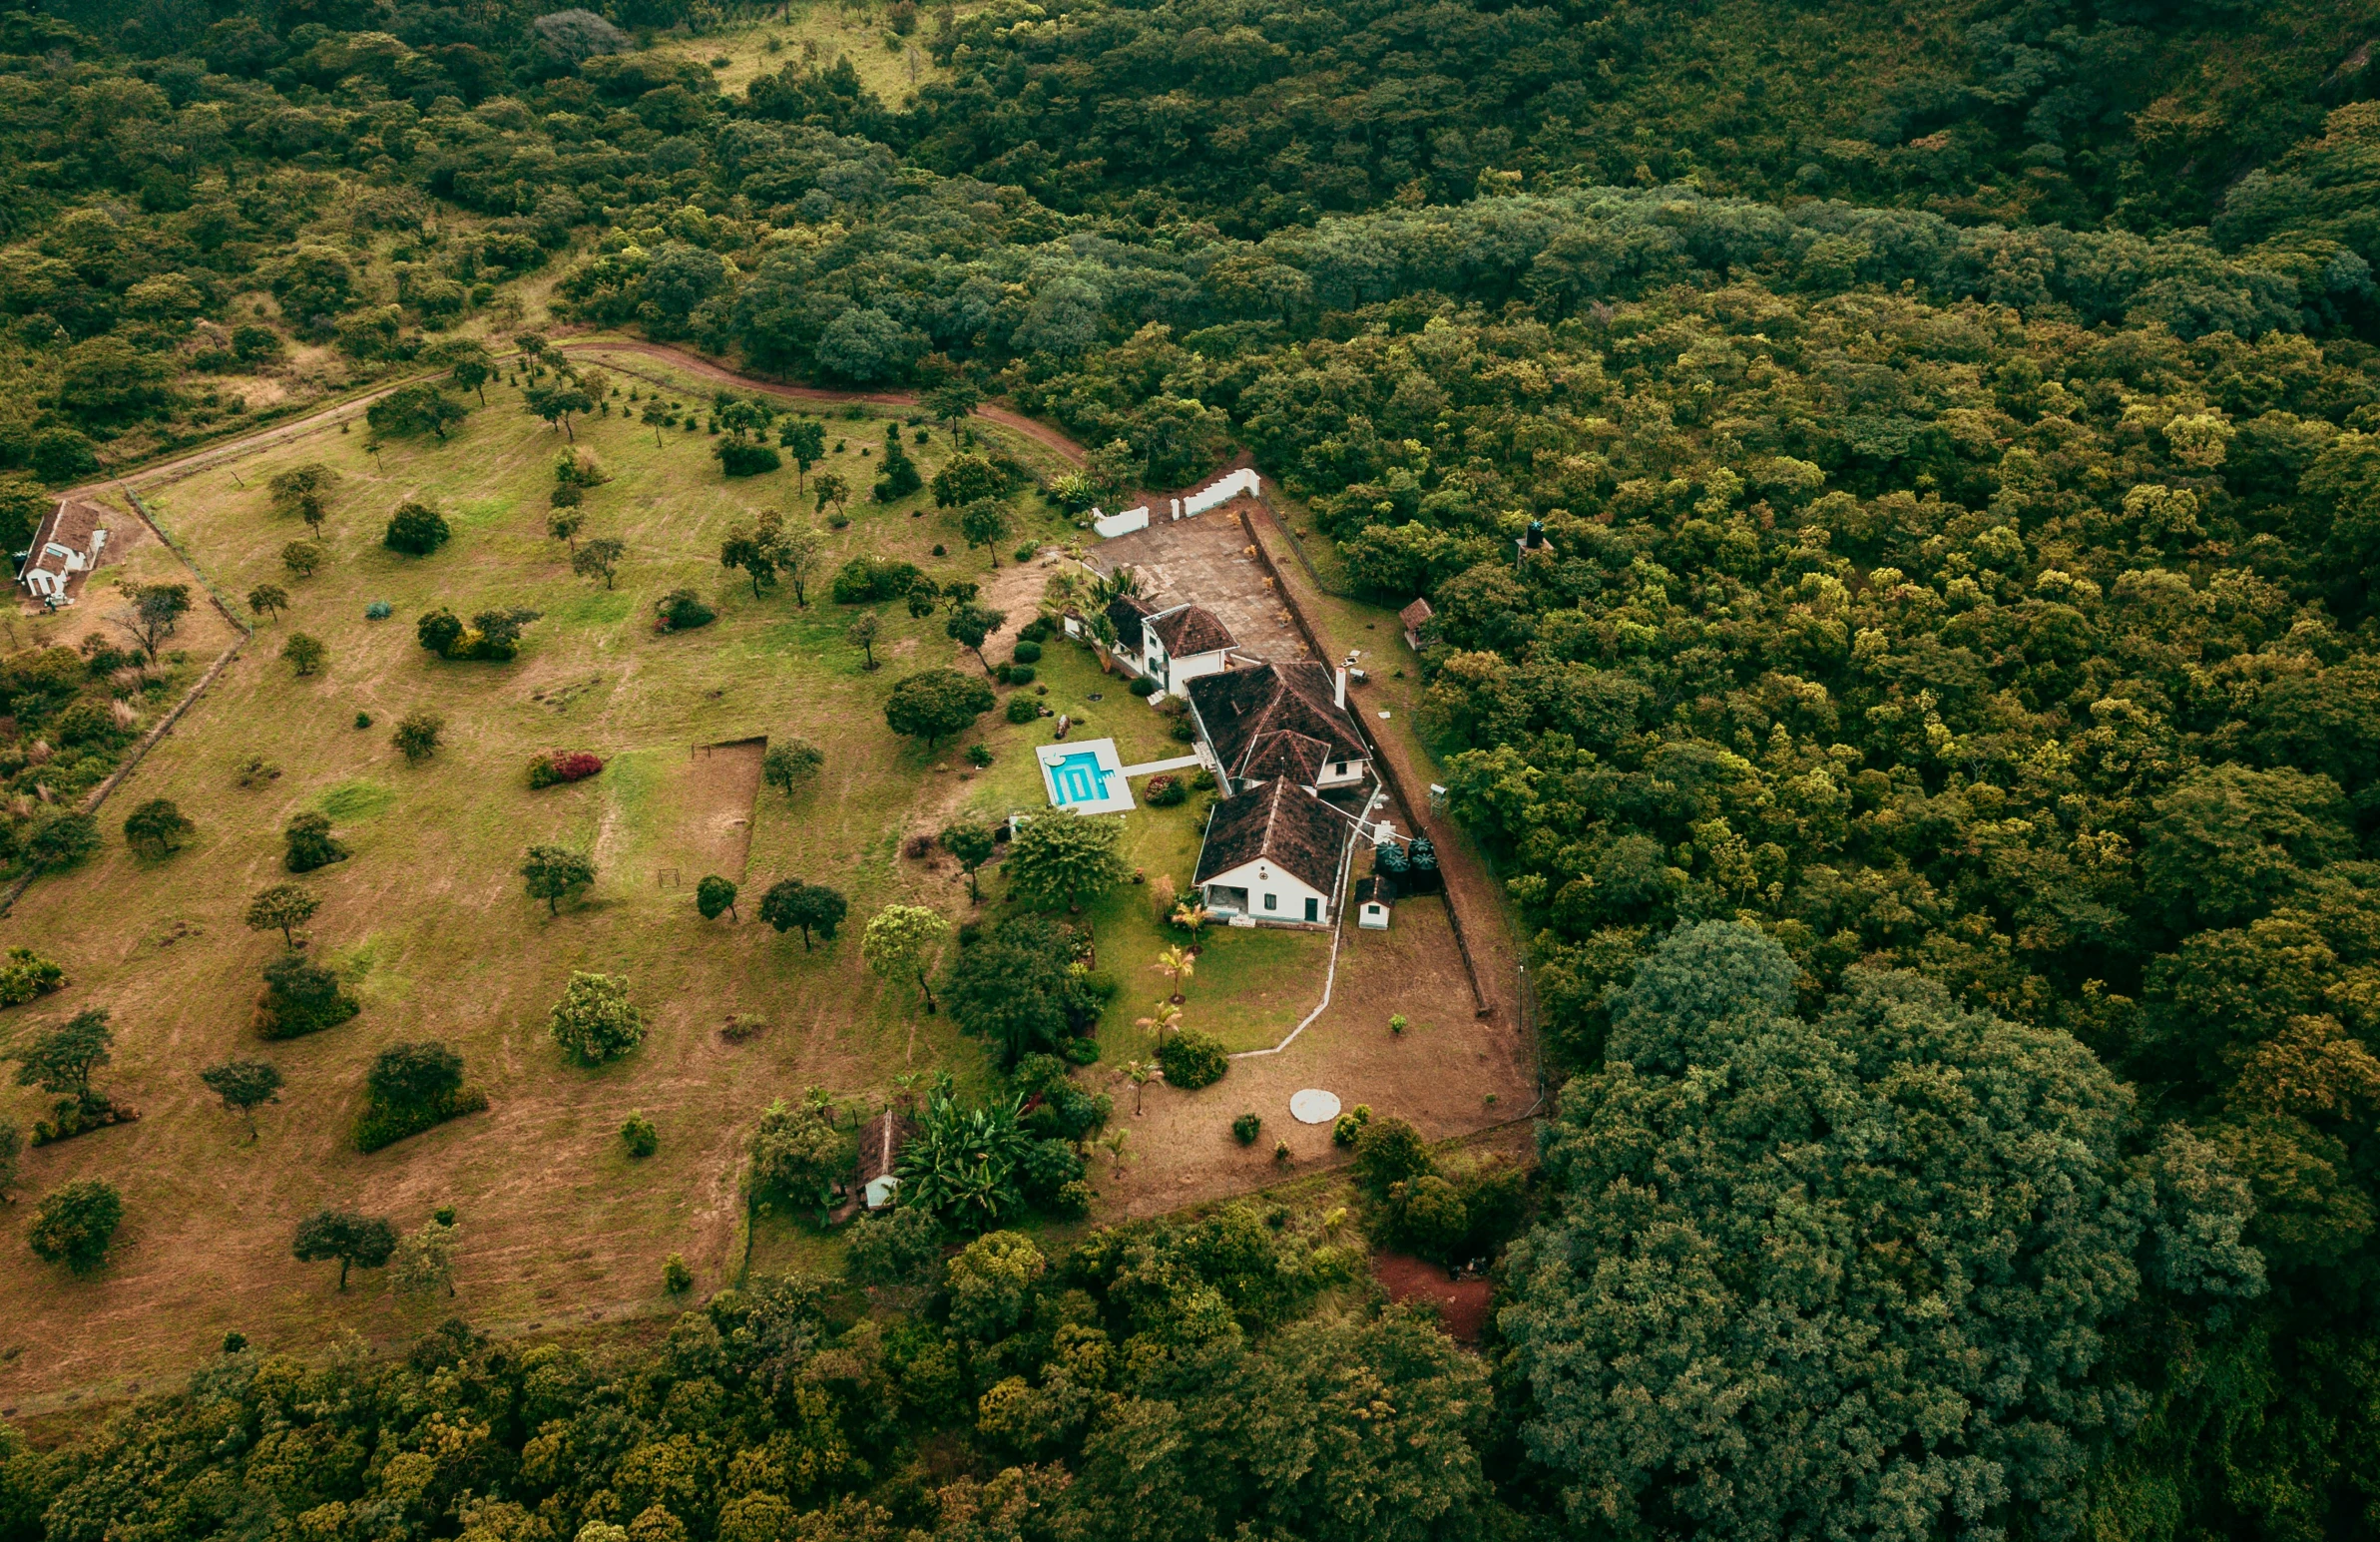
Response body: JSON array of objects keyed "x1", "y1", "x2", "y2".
[
  {"x1": 1304, "y1": 896, "x2": 1318, "y2": 921},
  {"x1": 1263, "y1": 892, "x2": 1277, "y2": 910}
]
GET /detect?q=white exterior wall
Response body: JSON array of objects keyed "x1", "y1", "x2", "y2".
[
  {"x1": 1183, "y1": 468, "x2": 1261, "y2": 517},
  {"x1": 1092, "y1": 505, "x2": 1150, "y2": 538},
  {"x1": 1201, "y1": 857, "x2": 1330, "y2": 924},
  {"x1": 1315, "y1": 758, "x2": 1368, "y2": 788}
]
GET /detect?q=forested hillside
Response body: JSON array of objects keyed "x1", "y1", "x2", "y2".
[{"x1": 4, "y1": 0, "x2": 2380, "y2": 1536}]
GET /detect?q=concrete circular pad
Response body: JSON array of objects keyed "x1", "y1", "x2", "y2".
[{"x1": 1289, "y1": 1088, "x2": 1343, "y2": 1124}]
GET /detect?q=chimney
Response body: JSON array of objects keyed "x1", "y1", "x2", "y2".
[{"x1": 1333, "y1": 667, "x2": 1347, "y2": 710}]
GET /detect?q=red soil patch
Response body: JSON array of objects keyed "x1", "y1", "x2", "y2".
[{"x1": 1373, "y1": 1251, "x2": 1492, "y2": 1343}]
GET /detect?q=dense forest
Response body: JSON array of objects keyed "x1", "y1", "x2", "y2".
[{"x1": 6, "y1": 0, "x2": 2380, "y2": 1536}]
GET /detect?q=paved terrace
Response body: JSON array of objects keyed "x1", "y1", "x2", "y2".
[{"x1": 1084, "y1": 499, "x2": 1310, "y2": 665}]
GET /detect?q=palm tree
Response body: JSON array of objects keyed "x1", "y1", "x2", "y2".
[
  {"x1": 1170, "y1": 901, "x2": 1213, "y2": 946},
  {"x1": 1153, "y1": 945, "x2": 1195, "y2": 1004},
  {"x1": 1119, "y1": 1059, "x2": 1157, "y2": 1116},
  {"x1": 1136, "y1": 999, "x2": 1182, "y2": 1053},
  {"x1": 1100, "y1": 1127, "x2": 1133, "y2": 1176}
]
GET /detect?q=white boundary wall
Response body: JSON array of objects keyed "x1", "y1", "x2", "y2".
[
  {"x1": 1091, "y1": 504, "x2": 1150, "y2": 538},
  {"x1": 1181, "y1": 468, "x2": 1261, "y2": 517}
]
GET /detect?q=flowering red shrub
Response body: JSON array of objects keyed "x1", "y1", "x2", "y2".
[{"x1": 529, "y1": 751, "x2": 605, "y2": 788}]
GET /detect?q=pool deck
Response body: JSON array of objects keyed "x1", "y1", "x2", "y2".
[{"x1": 1036, "y1": 738, "x2": 1136, "y2": 814}]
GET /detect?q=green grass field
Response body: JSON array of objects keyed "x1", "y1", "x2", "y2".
[{"x1": 0, "y1": 367, "x2": 1328, "y2": 1409}]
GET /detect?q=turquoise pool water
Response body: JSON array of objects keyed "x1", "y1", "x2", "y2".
[{"x1": 1045, "y1": 751, "x2": 1113, "y2": 805}]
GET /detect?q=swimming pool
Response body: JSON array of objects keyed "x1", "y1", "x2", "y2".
[
  {"x1": 1045, "y1": 751, "x2": 1113, "y2": 805},
  {"x1": 1034, "y1": 738, "x2": 1136, "y2": 814}
]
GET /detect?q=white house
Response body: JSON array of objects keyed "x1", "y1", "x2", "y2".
[
  {"x1": 18, "y1": 498, "x2": 109, "y2": 605},
  {"x1": 1193, "y1": 777, "x2": 1347, "y2": 926},
  {"x1": 1185, "y1": 660, "x2": 1371, "y2": 793},
  {"x1": 1106, "y1": 596, "x2": 1235, "y2": 695}
]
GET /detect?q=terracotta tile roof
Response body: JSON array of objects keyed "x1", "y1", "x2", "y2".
[
  {"x1": 1148, "y1": 603, "x2": 1233, "y2": 657},
  {"x1": 1188, "y1": 660, "x2": 1367, "y2": 783},
  {"x1": 1106, "y1": 595, "x2": 1153, "y2": 648},
  {"x1": 1240, "y1": 728, "x2": 1330, "y2": 785},
  {"x1": 1194, "y1": 777, "x2": 1346, "y2": 894}
]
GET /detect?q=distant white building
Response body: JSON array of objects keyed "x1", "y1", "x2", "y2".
[{"x1": 18, "y1": 498, "x2": 109, "y2": 605}]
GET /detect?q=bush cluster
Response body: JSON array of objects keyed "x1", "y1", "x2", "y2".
[
  {"x1": 1159, "y1": 1028, "x2": 1228, "y2": 1090},
  {"x1": 527, "y1": 750, "x2": 604, "y2": 788}
]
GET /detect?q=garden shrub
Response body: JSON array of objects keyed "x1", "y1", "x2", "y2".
[
  {"x1": 621, "y1": 1111, "x2": 659, "y2": 1157},
  {"x1": 1145, "y1": 775, "x2": 1189, "y2": 807},
  {"x1": 966, "y1": 744, "x2": 994, "y2": 767},
  {"x1": 1062, "y1": 1034, "x2": 1102, "y2": 1065},
  {"x1": 0, "y1": 947, "x2": 66, "y2": 1006},
  {"x1": 417, "y1": 606, "x2": 542, "y2": 662},
  {"x1": 253, "y1": 953, "x2": 361, "y2": 1040},
  {"x1": 1130, "y1": 676, "x2": 1159, "y2": 697},
  {"x1": 383, "y1": 501, "x2": 450, "y2": 555},
  {"x1": 655, "y1": 588, "x2": 714, "y2": 631},
  {"x1": 1015, "y1": 617, "x2": 1052, "y2": 644},
  {"x1": 1012, "y1": 640, "x2": 1043, "y2": 664},
  {"x1": 831, "y1": 556, "x2": 924, "y2": 604},
  {"x1": 1332, "y1": 1103, "x2": 1372, "y2": 1147},
  {"x1": 364, "y1": 601, "x2": 391, "y2": 620},
  {"x1": 1005, "y1": 664, "x2": 1034, "y2": 686},
  {"x1": 1190, "y1": 768, "x2": 1217, "y2": 791},
  {"x1": 528, "y1": 750, "x2": 604, "y2": 788},
  {"x1": 1006, "y1": 696, "x2": 1041, "y2": 724},
  {"x1": 1160, "y1": 1028, "x2": 1228, "y2": 1089},
  {"x1": 716, "y1": 438, "x2": 781, "y2": 476},
  {"x1": 1233, "y1": 1112, "x2": 1262, "y2": 1145}
]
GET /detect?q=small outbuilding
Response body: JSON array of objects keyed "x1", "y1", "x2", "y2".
[
  {"x1": 858, "y1": 1109, "x2": 913, "y2": 1211},
  {"x1": 1399, "y1": 597, "x2": 1434, "y2": 650},
  {"x1": 1354, "y1": 874, "x2": 1393, "y2": 930}
]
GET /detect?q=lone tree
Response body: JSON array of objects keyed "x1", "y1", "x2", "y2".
[
  {"x1": 941, "y1": 819, "x2": 997, "y2": 902},
  {"x1": 14, "y1": 1007, "x2": 114, "y2": 1116},
  {"x1": 572, "y1": 537, "x2": 625, "y2": 589},
  {"x1": 283, "y1": 810, "x2": 347, "y2": 872},
  {"x1": 780, "y1": 418, "x2": 825, "y2": 490},
  {"x1": 434, "y1": 337, "x2": 495, "y2": 403},
  {"x1": 547, "y1": 971, "x2": 645, "y2": 1065},
  {"x1": 112, "y1": 580, "x2": 191, "y2": 662},
  {"x1": 697, "y1": 874, "x2": 738, "y2": 921},
  {"x1": 281, "y1": 540, "x2": 325, "y2": 578},
  {"x1": 846, "y1": 610, "x2": 880, "y2": 670},
  {"x1": 283, "y1": 632, "x2": 327, "y2": 677},
  {"x1": 293, "y1": 1209, "x2": 397, "y2": 1290},
  {"x1": 367, "y1": 381, "x2": 467, "y2": 441},
  {"x1": 246, "y1": 583, "x2": 288, "y2": 621},
  {"x1": 545, "y1": 508, "x2": 584, "y2": 551},
  {"x1": 525, "y1": 381, "x2": 595, "y2": 439},
  {"x1": 812, "y1": 470, "x2": 850, "y2": 519},
  {"x1": 720, "y1": 521, "x2": 778, "y2": 597},
  {"x1": 123, "y1": 797, "x2": 194, "y2": 856},
  {"x1": 959, "y1": 499, "x2": 1014, "y2": 566},
  {"x1": 244, "y1": 882, "x2": 319, "y2": 946},
  {"x1": 1006, "y1": 809, "x2": 1128, "y2": 909},
  {"x1": 944, "y1": 602, "x2": 1007, "y2": 675},
  {"x1": 267, "y1": 464, "x2": 338, "y2": 528},
  {"x1": 864, "y1": 903, "x2": 952, "y2": 1014},
  {"x1": 200, "y1": 1058, "x2": 283, "y2": 1140},
  {"x1": 761, "y1": 738, "x2": 824, "y2": 794},
  {"x1": 759, "y1": 878, "x2": 847, "y2": 951},
  {"x1": 748, "y1": 1097, "x2": 847, "y2": 1221},
  {"x1": 389, "y1": 1215, "x2": 459, "y2": 1297},
  {"x1": 773, "y1": 521, "x2": 822, "y2": 606},
  {"x1": 931, "y1": 453, "x2": 1007, "y2": 509},
  {"x1": 884, "y1": 668, "x2": 995, "y2": 750},
  {"x1": 29, "y1": 1180, "x2": 123, "y2": 1274},
  {"x1": 925, "y1": 380, "x2": 982, "y2": 439},
  {"x1": 522, "y1": 844, "x2": 596, "y2": 914},
  {"x1": 392, "y1": 709, "x2": 444, "y2": 763}
]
